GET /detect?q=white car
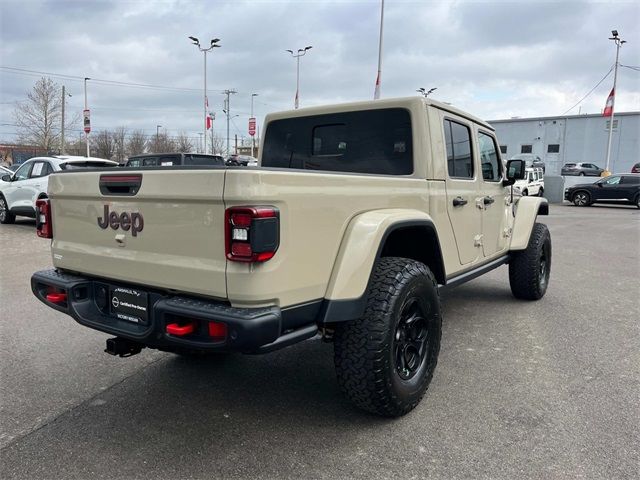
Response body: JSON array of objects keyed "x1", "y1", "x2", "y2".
[
  {"x1": 0, "y1": 156, "x2": 118, "y2": 224},
  {"x1": 513, "y1": 167, "x2": 544, "y2": 197}
]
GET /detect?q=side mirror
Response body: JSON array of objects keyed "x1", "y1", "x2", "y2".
[
  {"x1": 503, "y1": 159, "x2": 525, "y2": 186},
  {"x1": 1, "y1": 174, "x2": 11, "y2": 182}
]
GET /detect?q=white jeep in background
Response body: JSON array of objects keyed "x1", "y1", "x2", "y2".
[
  {"x1": 514, "y1": 167, "x2": 544, "y2": 197},
  {"x1": 0, "y1": 156, "x2": 118, "y2": 224}
]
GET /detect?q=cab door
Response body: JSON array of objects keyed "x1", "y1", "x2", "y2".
[
  {"x1": 477, "y1": 130, "x2": 509, "y2": 258},
  {"x1": 443, "y1": 117, "x2": 482, "y2": 265},
  {"x1": 3, "y1": 161, "x2": 33, "y2": 209}
]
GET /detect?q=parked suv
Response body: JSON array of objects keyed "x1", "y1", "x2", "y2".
[
  {"x1": 0, "y1": 156, "x2": 117, "y2": 223},
  {"x1": 513, "y1": 167, "x2": 544, "y2": 197},
  {"x1": 124, "y1": 153, "x2": 225, "y2": 168},
  {"x1": 564, "y1": 173, "x2": 640, "y2": 208},
  {"x1": 561, "y1": 162, "x2": 604, "y2": 176},
  {"x1": 31, "y1": 97, "x2": 550, "y2": 417}
]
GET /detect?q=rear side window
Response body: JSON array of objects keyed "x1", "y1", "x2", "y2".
[
  {"x1": 262, "y1": 108, "x2": 413, "y2": 175},
  {"x1": 622, "y1": 175, "x2": 640, "y2": 184},
  {"x1": 126, "y1": 158, "x2": 142, "y2": 168},
  {"x1": 444, "y1": 119, "x2": 473, "y2": 179}
]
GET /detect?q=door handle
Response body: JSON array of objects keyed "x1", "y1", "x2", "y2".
[
  {"x1": 483, "y1": 196, "x2": 495, "y2": 205},
  {"x1": 452, "y1": 196, "x2": 468, "y2": 207}
]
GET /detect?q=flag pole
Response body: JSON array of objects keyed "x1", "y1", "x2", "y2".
[
  {"x1": 374, "y1": 0, "x2": 384, "y2": 99},
  {"x1": 604, "y1": 30, "x2": 625, "y2": 175}
]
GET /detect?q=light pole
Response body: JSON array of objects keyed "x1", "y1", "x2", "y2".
[
  {"x1": 60, "y1": 86, "x2": 72, "y2": 155},
  {"x1": 189, "y1": 36, "x2": 221, "y2": 155},
  {"x1": 604, "y1": 29, "x2": 626, "y2": 175},
  {"x1": 83, "y1": 77, "x2": 90, "y2": 157},
  {"x1": 286, "y1": 46, "x2": 312, "y2": 109},
  {"x1": 250, "y1": 93, "x2": 258, "y2": 157},
  {"x1": 156, "y1": 125, "x2": 162, "y2": 151},
  {"x1": 374, "y1": 0, "x2": 385, "y2": 99},
  {"x1": 416, "y1": 87, "x2": 437, "y2": 98},
  {"x1": 223, "y1": 89, "x2": 237, "y2": 157}
]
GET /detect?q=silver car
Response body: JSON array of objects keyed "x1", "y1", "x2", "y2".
[{"x1": 561, "y1": 162, "x2": 604, "y2": 176}]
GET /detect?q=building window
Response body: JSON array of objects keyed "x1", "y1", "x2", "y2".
[
  {"x1": 547, "y1": 144, "x2": 560, "y2": 153},
  {"x1": 500, "y1": 145, "x2": 507, "y2": 154},
  {"x1": 521, "y1": 144, "x2": 532, "y2": 154},
  {"x1": 605, "y1": 120, "x2": 618, "y2": 130}
]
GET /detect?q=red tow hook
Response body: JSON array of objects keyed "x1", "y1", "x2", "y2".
[
  {"x1": 46, "y1": 292, "x2": 67, "y2": 304},
  {"x1": 166, "y1": 322, "x2": 196, "y2": 336}
]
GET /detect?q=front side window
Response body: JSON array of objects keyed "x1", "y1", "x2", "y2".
[
  {"x1": 478, "y1": 131, "x2": 501, "y2": 182},
  {"x1": 262, "y1": 108, "x2": 413, "y2": 175},
  {"x1": 14, "y1": 162, "x2": 32, "y2": 181},
  {"x1": 521, "y1": 144, "x2": 532, "y2": 154},
  {"x1": 444, "y1": 119, "x2": 473, "y2": 179},
  {"x1": 601, "y1": 176, "x2": 621, "y2": 185}
]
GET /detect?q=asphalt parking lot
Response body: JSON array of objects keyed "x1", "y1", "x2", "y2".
[{"x1": 1, "y1": 204, "x2": 638, "y2": 479}]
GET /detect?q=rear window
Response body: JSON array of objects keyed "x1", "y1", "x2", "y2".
[
  {"x1": 184, "y1": 154, "x2": 225, "y2": 166},
  {"x1": 60, "y1": 162, "x2": 117, "y2": 170},
  {"x1": 261, "y1": 108, "x2": 413, "y2": 175}
]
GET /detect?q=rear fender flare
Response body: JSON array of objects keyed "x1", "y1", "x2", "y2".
[{"x1": 324, "y1": 209, "x2": 441, "y2": 302}]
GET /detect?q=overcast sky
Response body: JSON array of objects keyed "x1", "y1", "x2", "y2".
[{"x1": 1, "y1": 0, "x2": 639, "y2": 145}]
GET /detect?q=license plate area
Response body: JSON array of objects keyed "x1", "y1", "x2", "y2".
[{"x1": 110, "y1": 286, "x2": 149, "y2": 324}]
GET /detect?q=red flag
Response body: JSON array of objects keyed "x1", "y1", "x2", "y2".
[
  {"x1": 206, "y1": 114, "x2": 212, "y2": 130},
  {"x1": 603, "y1": 88, "x2": 614, "y2": 117}
]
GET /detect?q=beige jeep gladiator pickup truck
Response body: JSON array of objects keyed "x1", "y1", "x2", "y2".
[{"x1": 31, "y1": 97, "x2": 550, "y2": 417}]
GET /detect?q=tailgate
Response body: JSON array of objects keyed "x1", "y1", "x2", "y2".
[{"x1": 47, "y1": 169, "x2": 228, "y2": 299}]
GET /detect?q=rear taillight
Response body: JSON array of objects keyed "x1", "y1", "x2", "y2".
[
  {"x1": 35, "y1": 198, "x2": 52, "y2": 238},
  {"x1": 225, "y1": 206, "x2": 279, "y2": 263}
]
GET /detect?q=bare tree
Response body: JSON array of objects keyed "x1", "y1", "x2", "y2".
[
  {"x1": 93, "y1": 130, "x2": 115, "y2": 159},
  {"x1": 210, "y1": 131, "x2": 226, "y2": 155},
  {"x1": 148, "y1": 132, "x2": 175, "y2": 153},
  {"x1": 127, "y1": 130, "x2": 147, "y2": 156},
  {"x1": 13, "y1": 77, "x2": 76, "y2": 152},
  {"x1": 175, "y1": 132, "x2": 193, "y2": 153},
  {"x1": 112, "y1": 127, "x2": 128, "y2": 163}
]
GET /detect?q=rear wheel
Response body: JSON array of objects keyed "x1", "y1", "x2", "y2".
[
  {"x1": 522, "y1": 189, "x2": 528, "y2": 196},
  {"x1": 572, "y1": 191, "x2": 590, "y2": 206},
  {"x1": 333, "y1": 257, "x2": 442, "y2": 417},
  {"x1": 509, "y1": 223, "x2": 551, "y2": 300},
  {"x1": 579, "y1": 172, "x2": 585, "y2": 176},
  {"x1": 0, "y1": 195, "x2": 15, "y2": 224},
  {"x1": 538, "y1": 187, "x2": 544, "y2": 197},
  {"x1": 635, "y1": 194, "x2": 640, "y2": 209}
]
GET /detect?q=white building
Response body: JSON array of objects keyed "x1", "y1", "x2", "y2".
[{"x1": 489, "y1": 111, "x2": 639, "y2": 175}]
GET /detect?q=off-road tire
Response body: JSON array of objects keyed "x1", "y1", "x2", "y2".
[
  {"x1": 572, "y1": 191, "x2": 591, "y2": 206},
  {"x1": 0, "y1": 195, "x2": 15, "y2": 224},
  {"x1": 538, "y1": 188, "x2": 544, "y2": 197},
  {"x1": 333, "y1": 257, "x2": 442, "y2": 417},
  {"x1": 522, "y1": 189, "x2": 528, "y2": 196},
  {"x1": 509, "y1": 222, "x2": 551, "y2": 300}
]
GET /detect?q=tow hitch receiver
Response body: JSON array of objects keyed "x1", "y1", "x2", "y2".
[{"x1": 105, "y1": 337, "x2": 143, "y2": 357}]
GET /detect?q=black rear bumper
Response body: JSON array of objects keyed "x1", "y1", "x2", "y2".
[{"x1": 31, "y1": 269, "x2": 316, "y2": 354}]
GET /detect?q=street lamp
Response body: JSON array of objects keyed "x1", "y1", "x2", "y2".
[
  {"x1": 156, "y1": 125, "x2": 162, "y2": 151},
  {"x1": 286, "y1": 46, "x2": 312, "y2": 109},
  {"x1": 83, "y1": 77, "x2": 90, "y2": 157},
  {"x1": 250, "y1": 93, "x2": 258, "y2": 157},
  {"x1": 416, "y1": 87, "x2": 437, "y2": 97},
  {"x1": 61, "y1": 87, "x2": 72, "y2": 155},
  {"x1": 604, "y1": 29, "x2": 626, "y2": 175},
  {"x1": 189, "y1": 36, "x2": 221, "y2": 154}
]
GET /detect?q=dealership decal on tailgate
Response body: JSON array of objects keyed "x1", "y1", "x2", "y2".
[{"x1": 110, "y1": 287, "x2": 148, "y2": 324}]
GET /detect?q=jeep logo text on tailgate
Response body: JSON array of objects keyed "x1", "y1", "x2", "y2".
[{"x1": 97, "y1": 205, "x2": 144, "y2": 237}]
